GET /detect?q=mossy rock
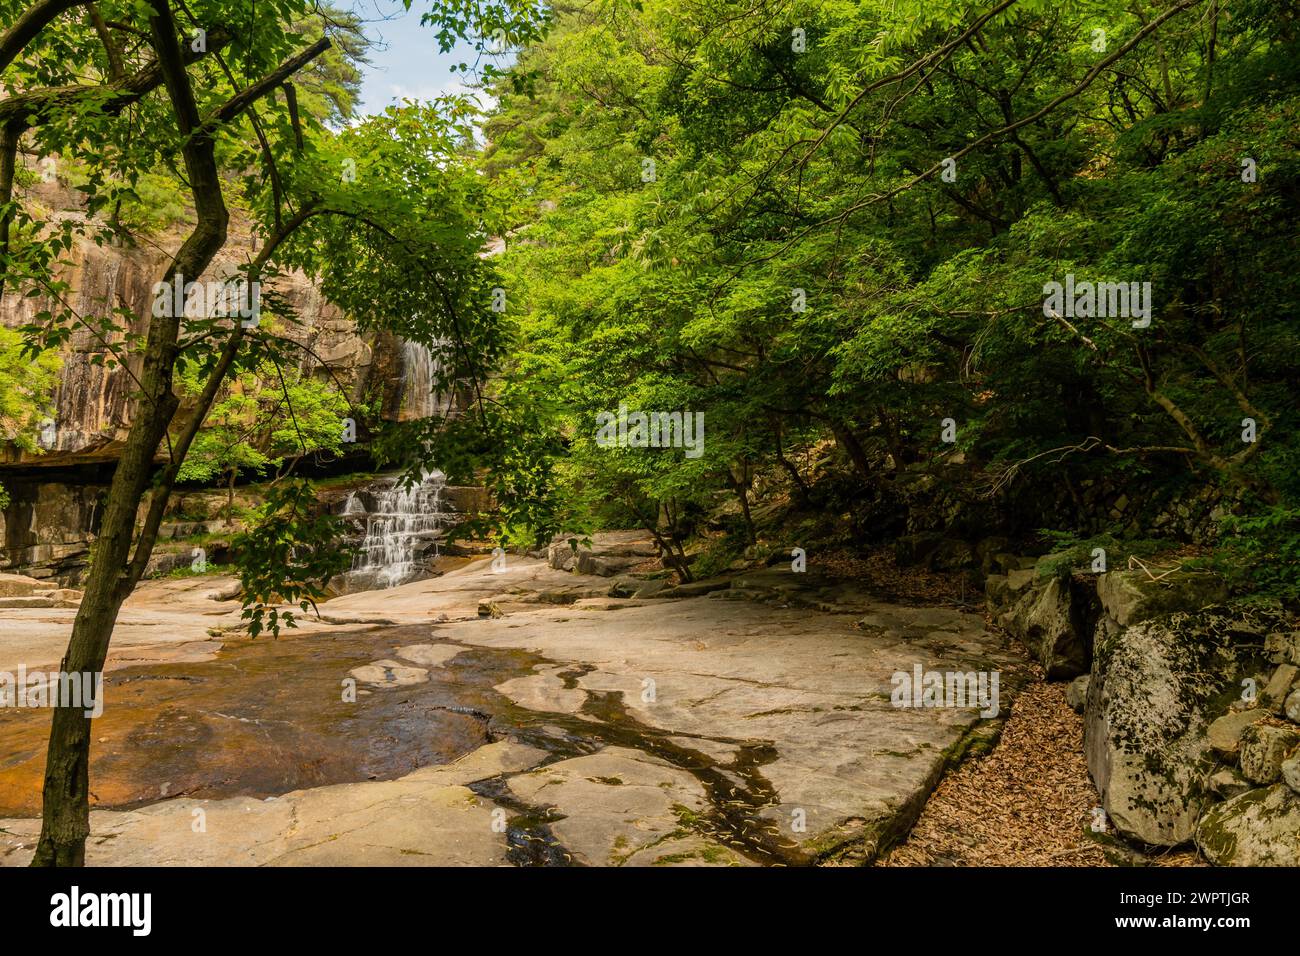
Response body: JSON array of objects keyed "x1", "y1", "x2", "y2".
[
  {"x1": 1196, "y1": 784, "x2": 1300, "y2": 866},
  {"x1": 1096, "y1": 569, "x2": 1228, "y2": 627},
  {"x1": 1085, "y1": 605, "x2": 1279, "y2": 846}
]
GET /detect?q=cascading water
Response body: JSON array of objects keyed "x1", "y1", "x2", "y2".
[
  {"x1": 340, "y1": 470, "x2": 452, "y2": 589},
  {"x1": 399, "y1": 339, "x2": 452, "y2": 421},
  {"x1": 335, "y1": 338, "x2": 457, "y2": 591}
]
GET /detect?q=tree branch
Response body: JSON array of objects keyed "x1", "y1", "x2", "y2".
[
  {"x1": 125, "y1": 203, "x2": 319, "y2": 589},
  {"x1": 0, "y1": 0, "x2": 88, "y2": 75},
  {"x1": 210, "y1": 37, "x2": 331, "y2": 127}
]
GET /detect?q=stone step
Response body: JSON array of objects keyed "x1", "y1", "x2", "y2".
[
  {"x1": 0, "y1": 596, "x2": 58, "y2": 608},
  {"x1": 0, "y1": 572, "x2": 46, "y2": 598}
]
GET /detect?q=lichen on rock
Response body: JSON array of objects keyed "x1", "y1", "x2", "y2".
[{"x1": 1084, "y1": 605, "x2": 1279, "y2": 846}]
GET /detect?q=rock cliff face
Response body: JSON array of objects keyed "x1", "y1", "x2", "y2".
[
  {"x1": 0, "y1": 223, "x2": 415, "y2": 465},
  {"x1": 0, "y1": 183, "x2": 447, "y2": 578},
  {"x1": 0, "y1": 471, "x2": 108, "y2": 581}
]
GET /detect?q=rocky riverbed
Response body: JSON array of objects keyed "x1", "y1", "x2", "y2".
[{"x1": 0, "y1": 545, "x2": 1027, "y2": 866}]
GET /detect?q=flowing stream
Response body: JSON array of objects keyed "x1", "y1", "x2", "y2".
[{"x1": 341, "y1": 471, "x2": 452, "y2": 589}]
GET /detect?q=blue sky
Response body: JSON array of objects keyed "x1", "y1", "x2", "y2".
[{"x1": 345, "y1": 0, "x2": 503, "y2": 116}]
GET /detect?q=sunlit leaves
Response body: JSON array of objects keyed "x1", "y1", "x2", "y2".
[{"x1": 233, "y1": 479, "x2": 351, "y2": 638}]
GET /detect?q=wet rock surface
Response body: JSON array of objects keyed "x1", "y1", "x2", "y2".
[
  {"x1": 1, "y1": 554, "x2": 1024, "y2": 866},
  {"x1": 0, "y1": 623, "x2": 515, "y2": 817},
  {"x1": 0, "y1": 741, "x2": 544, "y2": 866}
]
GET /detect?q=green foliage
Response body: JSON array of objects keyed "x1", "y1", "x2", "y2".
[
  {"x1": 232, "y1": 480, "x2": 351, "y2": 638},
  {"x1": 176, "y1": 360, "x2": 350, "y2": 492},
  {"x1": 1214, "y1": 505, "x2": 1300, "y2": 602},
  {"x1": 0, "y1": 325, "x2": 61, "y2": 454},
  {"x1": 479, "y1": 0, "x2": 1300, "y2": 594},
  {"x1": 2, "y1": 0, "x2": 546, "y2": 636},
  {"x1": 156, "y1": 561, "x2": 234, "y2": 580},
  {"x1": 1034, "y1": 530, "x2": 1167, "y2": 581},
  {"x1": 290, "y1": 4, "x2": 372, "y2": 126}
]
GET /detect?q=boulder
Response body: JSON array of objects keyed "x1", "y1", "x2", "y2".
[
  {"x1": 606, "y1": 577, "x2": 639, "y2": 598},
  {"x1": 660, "y1": 577, "x2": 731, "y2": 599},
  {"x1": 1208, "y1": 709, "x2": 1269, "y2": 757},
  {"x1": 1006, "y1": 568, "x2": 1037, "y2": 593},
  {"x1": 1208, "y1": 768, "x2": 1253, "y2": 801},
  {"x1": 999, "y1": 576, "x2": 1091, "y2": 679},
  {"x1": 985, "y1": 568, "x2": 1036, "y2": 612},
  {"x1": 548, "y1": 531, "x2": 659, "y2": 576},
  {"x1": 985, "y1": 574, "x2": 1009, "y2": 608},
  {"x1": 1265, "y1": 631, "x2": 1300, "y2": 667},
  {"x1": 1287, "y1": 689, "x2": 1300, "y2": 724},
  {"x1": 1065, "y1": 675, "x2": 1090, "y2": 714},
  {"x1": 547, "y1": 540, "x2": 578, "y2": 572},
  {"x1": 1096, "y1": 569, "x2": 1228, "y2": 627},
  {"x1": 1283, "y1": 753, "x2": 1300, "y2": 794},
  {"x1": 0, "y1": 573, "x2": 44, "y2": 597},
  {"x1": 575, "y1": 550, "x2": 643, "y2": 577},
  {"x1": 1196, "y1": 784, "x2": 1300, "y2": 866},
  {"x1": 1239, "y1": 724, "x2": 1300, "y2": 785},
  {"x1": 975, "y1": 538, "x2": 1012, "y2": 575},
  {"x1": 1260, "y1": 664, "x2": 1298, "y2": 714},
  {"x1": 632, "y1": 579, "x2": 670, "y2": 599},
  {"x1": 1084, "y1": 607, "x2": 1275, "y2": 846},
  {"x1": 34, "y1": 587, "x2": 82, "y2": 606},
  {"x1": 204, "y1": 581, "x2": 242, "y2": 602}
]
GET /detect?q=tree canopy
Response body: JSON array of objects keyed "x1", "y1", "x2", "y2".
[{"x1": 481, "y1": 0, "x2": 1300, "y2": 592}]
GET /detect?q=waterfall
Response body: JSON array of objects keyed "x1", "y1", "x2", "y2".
[
  {"x1": 400, "y1": 339, "x2": 451, "y2": 421},
  {"x1": 341, "y1": 470, "x2": 452, "y2": 589}
]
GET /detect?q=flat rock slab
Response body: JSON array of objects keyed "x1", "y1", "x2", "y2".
[
  {"x1": 1, "y1": 556, "x2": 1023, "y2": 866},
  {"x1": 349, "y1": 659, "x2": 429, "y2": 687},
  {"x1": 505, "y1": 747, "x2": 747, "y2": 866},
  {"x1": 0, "y1": 742, "x2": 542, "y2": 867},
  {"x1": 442, "y1": 587, "x2": 1023, "y2": 863},
  {"x1": 396, "y1": 644, "x2": 464, "y2": 668},
  {"x1": 0, "y1": 575, "x2": 260, "y2": 674}
]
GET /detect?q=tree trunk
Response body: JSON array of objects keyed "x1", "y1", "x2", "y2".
[
  {"x1": 29, "y1": 371, "x2": 179, "y2": 864},
  {"x1": 628, "y1": 496, "x2": 693, "y2": 584},
  {"x1": 0, "y1": 117, "x2": 21, "y2": 303},
  {"x1": 729, "y1": 463, "x2": 756, "y2": 546},
  {"x1": 830, "y1": 419, "x2": 874, "y2": 483},
  {"x1": 771, "y1": 419, "x2": 812, "y2": 504},
  {"x1": 31, "y1": 0, "x2": 231, "y2": 865}
]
